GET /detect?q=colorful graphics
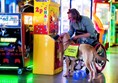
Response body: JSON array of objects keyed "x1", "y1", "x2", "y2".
[
  {"x1": 34, "y1": 3, "x2": 48, "y2": 34},
  {"x1": 49, "y1": 6, "x2": 59, "y2": 36}
]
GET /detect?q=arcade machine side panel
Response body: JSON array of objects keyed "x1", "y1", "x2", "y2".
[
  {"x1": 22, "y1": 13, "x2": 34, "y2": 68},
  {"x1": 48, "y1": 3, "x2": 63, "y2": 74},
  {"x1": 0, "y1": 13, "x2": 24, "y2": 73}
]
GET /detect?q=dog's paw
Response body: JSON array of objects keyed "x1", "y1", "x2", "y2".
[
  {"x1": 92, "y1": 76, "x2": 96, "y2": 80},
  {"x1": 69, "y1": 71, "x2": 74, "y2": 76},
  {"x1": 92, "y1": 72, "x2": 96, "y2": 79},
  {"x1": 63, "y1": 73, "x2": 69, "y2": 77},
  {"x1": 63, "y1": 74, "x2": 68, "y2": 77},
  {"x1": 88, "y1": 79, "x2": 92, "y2": 83}
]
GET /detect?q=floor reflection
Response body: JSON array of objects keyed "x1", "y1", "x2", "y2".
[
  {"x1": 0, "y1": 46, "x2": 118, "y2": 83},
  {"x1": 102, "y1": 53, "x2": 118, "y2": 83}
]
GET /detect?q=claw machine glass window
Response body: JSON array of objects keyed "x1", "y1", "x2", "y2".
[{"x1": 96, "y1": 3, "x2": 110, "y2": 29}]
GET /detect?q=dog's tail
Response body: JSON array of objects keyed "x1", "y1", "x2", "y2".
[{"x1": 94, "y1": 50, "x2": 109, "y2": 62}]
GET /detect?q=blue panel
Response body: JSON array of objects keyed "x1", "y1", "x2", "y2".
[
  {"x1": 6, "y1": 0, "x2": 11, "y2": 4},
  {"x1": 0, "y1": 13, "x2": 21, "y2": 28}
]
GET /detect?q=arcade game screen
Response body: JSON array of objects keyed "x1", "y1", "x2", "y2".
[
  {"x1": 0, "y1": 28, "x2": 21, "y2": 52},
  {"x1": 0, "y1": 13, "x2": 21, "y2": 53},
  {"x1": 0, "y1": 13, "x2": 22, "y2": 66}
]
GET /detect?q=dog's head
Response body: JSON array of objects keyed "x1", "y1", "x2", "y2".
[{"x1": 59, "y1": 33, "x2": 75, "y2": 51}]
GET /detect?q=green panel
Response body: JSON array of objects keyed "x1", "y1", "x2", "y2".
[
  {"x1": 109, "y1": 5, "x2": 116, "y2": 45},
  {"x1": 0, "y1": 42, "x2": 9, "y2": 46}
]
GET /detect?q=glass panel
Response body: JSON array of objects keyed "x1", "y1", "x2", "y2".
[
  {"x1": 60, "y1": 0, "x2": 70, "y2": 33},
  {"x1": 96, "y1": 3, "x2": 110, "y2": 28},
  {"x1": 71, "y1": 0, "x2": 91, "y2": 18}
]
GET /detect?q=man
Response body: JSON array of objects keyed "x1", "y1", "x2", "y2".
[
  {"x1": 66, "y1": 8, "x2": 98, "y2": 45},
  {"x1": 61, "y1": 8, "x2": 99, "y2": 77}
]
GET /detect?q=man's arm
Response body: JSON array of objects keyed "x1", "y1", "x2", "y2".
[
  {"x1": 72, "y1": 16, "x2": 95, "y2": 40},
  {"x1": 72, "y1": 33, "x2": 90, "y2": 40}
]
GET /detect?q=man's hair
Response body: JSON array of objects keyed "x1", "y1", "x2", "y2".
[{"x1": 67, "y1": 8, "x2": 82, "y2": 22}]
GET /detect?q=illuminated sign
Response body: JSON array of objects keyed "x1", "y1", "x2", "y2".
[
  {"x1": 0, "y1": 42, "x2": 9, "y2": 46},
  {"x1": 0, "y1": 15, "x2": 18, "y2": 26},
  {"x1": 0, "y1": 13, "x2": 21, "y2": 28},
  {"x1": 0, "y1": 38, "x2": 17, "y2": 42},
  {"x1": 24, "y1": 15, "x2": 33, "y2": 25}
]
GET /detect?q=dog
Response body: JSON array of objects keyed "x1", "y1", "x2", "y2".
[
  {"x1": 60, "y1": 33, "x2": 109, "y2": 82},
  {"x1": 79, "y1": 43, "x2": 109, "y2": 82}
]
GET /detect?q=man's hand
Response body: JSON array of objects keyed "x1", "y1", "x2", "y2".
[
  {"x1": 58, "y1": 33, "x2": 67, "y2": 42},
  {"x1": 72, "y1": 35, "x2": 79, "y2": 40},
  {"x1": 59, "y1": 33, "x2": 67, "y2": 38}
]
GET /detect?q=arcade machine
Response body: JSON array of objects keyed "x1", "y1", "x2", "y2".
[
  {"x1": 33, "y1": 0, "x2": 63, "y2": 75},
  {"x1": 0, "y1": 13, "x2": 24, "y2": 74},
  {"x1": 21, "y1": 13, "x2": 34, "y2": 72},
  {"x1": 20, "y1": 1, "x2": 34, "y2": 71},
  {"x1": 93, "y1": 0, "x2": 110, "y2": 46},
  {"x1": 109, "y1": 0, "x2": 118, "y2": 46},
  {"x1": 0, "y1": 0, "x2": 33, "y2": 74}
]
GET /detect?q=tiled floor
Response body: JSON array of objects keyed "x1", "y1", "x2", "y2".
[{"x1": 0, "y1": 46, "x2": 118, "y2": 83}]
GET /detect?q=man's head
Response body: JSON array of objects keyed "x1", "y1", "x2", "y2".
[{"x1": 67, "y1": 8, "x2": 82, "y2": 22}]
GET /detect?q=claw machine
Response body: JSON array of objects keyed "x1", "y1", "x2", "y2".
[
  {"x1": 33, "y1": 0, "x2": 63, "y2": 75},
  {"x1": 93, "y1": 1, "x2": 110, "y2": 45}
]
